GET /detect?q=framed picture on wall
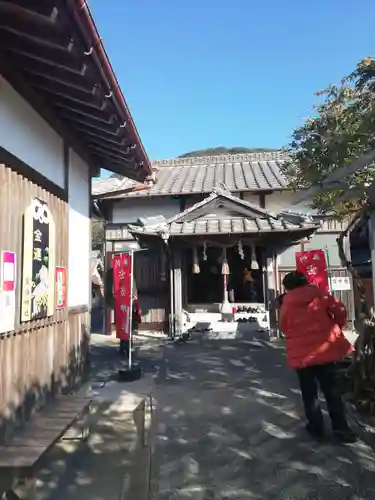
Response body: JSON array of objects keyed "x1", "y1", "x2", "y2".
[{"x1": 21, "y1": 198, "x2": 56, "y2": 322}]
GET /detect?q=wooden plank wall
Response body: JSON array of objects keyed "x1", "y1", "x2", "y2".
[
  {"x1": 0, "y1": 164, "x2": 89, "y2": 443},
  {"x1": 134, "y1": 250, "x2": 169, "y2": 330}
]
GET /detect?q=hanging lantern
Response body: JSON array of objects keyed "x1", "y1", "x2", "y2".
[
  {"x1": 237, "y1": 240, "x2": 244, "y2": 260},
  {"x1": 202, "y1": 242, "x2": 207, "y2": 261},
  {"x1": 221, "y1": 247, "x2": 230, "y2": 275},
  {"x1": 192, "y1": 247, "x2": 200, "y2": 274},
  {"x1": 250, "y1": 245, "x2": 259, "y2": 270}
]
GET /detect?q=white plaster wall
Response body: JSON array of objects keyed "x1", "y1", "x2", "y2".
[
  {"x1": 265, "y1": 191, "x2": 317, "y2": 215},
  {"x1": 241, "y1": 193, "x2": 261, "y2": 205},
  {"x1": 0, "y1": 76, "x2": 64, "y2": 187},
  {"x1": 68, "y1": 149, "x2": 90, "y2": 307},
  {"x1": 112, "y1": 197, "x2": 180, "y2": 223},
  {"x1": 304, "y1": 233, "x2": 342, "y2": 267}
]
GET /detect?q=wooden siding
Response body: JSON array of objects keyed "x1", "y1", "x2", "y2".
[
  {"x1": 134, "y1": 250, "x2": 169, "y2": 329},
  {"x1": 317, "y1": 219, "x2": 347, "y2": 232},
  {"x1": 0, "y1": 163, "x2": 89, "y2": 444}
]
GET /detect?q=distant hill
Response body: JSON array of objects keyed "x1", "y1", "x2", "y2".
[{"x1": 179, "y1": 147, "x2": 278, "y2": 158}]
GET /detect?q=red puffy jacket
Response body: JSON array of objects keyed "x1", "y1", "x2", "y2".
[{"x1": 279, "y1": 284, "x2": 353, "y2": 369}]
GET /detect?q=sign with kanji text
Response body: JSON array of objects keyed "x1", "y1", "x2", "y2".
[
  {"x1": 295, "y1": 249, "x2": 329, "y2": 292},
  {"x1": 21, "y1": 198, "x2": 56, "y2": 321},
  {"x1": 331, "y1": 276, "x2": 351, "y2": 291},
  {"x1": 112, "y1": 252, "x2": 132, "y2": 340}
]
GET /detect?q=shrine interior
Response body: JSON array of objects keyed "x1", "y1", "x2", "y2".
[{"x1": 186, "y1": 245, "x2": 265, "y2": 305}]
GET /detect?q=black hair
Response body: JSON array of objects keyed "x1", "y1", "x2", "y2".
[{"x1": 282, "y1": 271, "x2": 308, "y2": 291}]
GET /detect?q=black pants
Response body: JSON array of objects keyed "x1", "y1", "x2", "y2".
[{"x1": 296, "y1": 363, "x2": 348, "y2": 431}]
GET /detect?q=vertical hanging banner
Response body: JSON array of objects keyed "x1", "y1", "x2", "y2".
[
  {"x1": 295, "y1": 249, "x2": 329, "y2": 292},
  {"x1": 56, "y1": 266, "x2": 67, "y2": 309},
  {"x1": 112, "y1": 251, "x2": 133, "y2": 340},
  {"x1": 0, "y1": 251, "x2": 16, "y2": 333},
  {"x1": 21, "y1": 198, "x2": 56, "y2": 322}
]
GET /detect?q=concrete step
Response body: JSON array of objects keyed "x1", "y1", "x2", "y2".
[
  {"x1": 183, "y1": 318, "x2": 270, "y2": 335},
  {"x1": 187, "y1": 312, "x2": 222, "y2": 323},
  {"x1": 186, "y1": 303, "x2": 266, "y2": 313}
]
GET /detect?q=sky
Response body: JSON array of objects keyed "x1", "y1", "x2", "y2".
[{"x1": 90, "y1": 0, "x2": 375, "y2": 165}]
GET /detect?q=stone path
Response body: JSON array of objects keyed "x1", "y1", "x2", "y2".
[
  {"x1": 35, "y1": 334, "x2": 158, "y2": 500},
  {"x1": 150, "y1": 336, "x2": 375, "y2": 500}
]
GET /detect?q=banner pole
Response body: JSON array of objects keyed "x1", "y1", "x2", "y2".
[
  {"x1": 325, "y1": 246, "x2": 333, "y2": 292},
  {"x1": 128, "y1": 250, "x2": 134, "y2": 370}
]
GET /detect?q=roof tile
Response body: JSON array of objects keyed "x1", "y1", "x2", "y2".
[{"x1": 92, "y1": 152, "x2": 289, "y2": 198}]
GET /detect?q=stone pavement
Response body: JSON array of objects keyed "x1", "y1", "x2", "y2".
[
  {"x1": 33, "y1": 334, "x2": 158, "y2": 500},
  {"x1": 150, "y1": 336, "x2": 375, "y2": 500}
]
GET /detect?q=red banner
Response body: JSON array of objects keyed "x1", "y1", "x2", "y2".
[
  {"x1": 295, "y1": 249, "x2": 329, "y2": 292},
  {"x1": 113, "y1": 252, "x2": 132, "y2": 340}
]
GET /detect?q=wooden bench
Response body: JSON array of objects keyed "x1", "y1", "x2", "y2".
[{"x1": 0, "y1": 395, "x2": 92, "y2": 500}]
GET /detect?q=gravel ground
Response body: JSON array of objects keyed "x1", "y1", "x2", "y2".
[{"x1": 149, "y1": 335, "x2": 375, "y2": 500}]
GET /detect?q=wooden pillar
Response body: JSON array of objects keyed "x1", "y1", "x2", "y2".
[
  {"x1": 173, "y1": 249, "x2": 183, "y2": 335},
  {"x1": 104, "y1": 243, "x2": 114, "y2": 335},
  {"x1": 169, "y1": 250, "x2": 175, "y2": 336},
  {"x1": 266, "y1": 253, "x2": 278, "y2": 337}
]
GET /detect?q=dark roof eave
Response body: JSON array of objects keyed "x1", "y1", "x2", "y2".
[
  {"x1": 67, "y1": 0, "x2": 152, "y2": 178},
  {"x1": 129, "y1": 226, "x2": 319, "y2": 238},
  {"x1": 0, "y1": 0, "x2": 151, "y2": 181}
]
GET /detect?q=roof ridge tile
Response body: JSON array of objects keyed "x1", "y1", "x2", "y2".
[{"x1": 151, "y1": 151, "x2": 289, "y2": 167}]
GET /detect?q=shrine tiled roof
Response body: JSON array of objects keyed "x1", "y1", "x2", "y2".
[
  {"x1": 92, "y1": 152, "x2": 290, "y2": 199},
  {"x1": 127, "y1": 188, "x2": 319, "y2": 238}
]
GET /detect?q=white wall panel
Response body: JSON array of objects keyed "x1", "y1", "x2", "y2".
[
  {"x1": 68, "y1": 150, "x2": 90, "y2": 307},
  {"x1": 112, "y1": 198, "x2": 180, "y2": 223},
  {"x1": 0, "y1": 77, "x2": 64, "y2": 187}
]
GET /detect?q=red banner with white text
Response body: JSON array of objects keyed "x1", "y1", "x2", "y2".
[
  {"x1": 295, "y1": 249, "x2": 329, "y2": 293},
  {"x1": 112, "y1": 252, "x2": 132, "y2": 340}
]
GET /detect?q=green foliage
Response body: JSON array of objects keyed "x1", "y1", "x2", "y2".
[
  {"x1": 282, "y1": 57, "x2": 375, "y2": 218},
  {"x1": 92, "y1": 219, "x2": 104, "y2": 250},
  {"x1": 179, "y1": 147, "x2": 277, "y2": 158}
]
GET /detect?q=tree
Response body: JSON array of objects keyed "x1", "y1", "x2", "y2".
[
  {"x1": 282, "y1": 57, "x2": 375, "y2": 413},
  {"x1": 281, "y1": 57, "x2": 375, "y2": 218},
  {"x1": 92, "y1": 219, "x2": 104, "y2": 250}
]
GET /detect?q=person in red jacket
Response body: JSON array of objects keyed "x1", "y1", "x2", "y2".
[{"x1": 279, "y1": 271, "x2": 356, "y2": 443}]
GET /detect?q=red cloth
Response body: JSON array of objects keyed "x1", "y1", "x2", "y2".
[
  {"x1": 113, "y1": 253, "x2": 132, "y2": 340},
  {"x1": 280, "y1": 284, "x2": 353, "y2": 369},
  {"x1": 133, "y1": 296, "x2": 142, "y2": 324},
  {"x1": 295, "y1": 250, "x2": 329, "y2": 292}
]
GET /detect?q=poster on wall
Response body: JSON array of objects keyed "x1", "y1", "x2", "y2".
[
  {"x1": 21, "y1": 198, "x2": 56, "y2": 322},
  {"x1": 56, "y1": 266, "x2": 67, "y2": 309},
  {"x1": 295, "y1": 249, "x2": 329, "y2": 292},
  {"x1": 0, "y1": 251, "x2": 16, "y2": 333},
  {"x1": 112, "y1": 252, "x2": 133, "y2": 340}
]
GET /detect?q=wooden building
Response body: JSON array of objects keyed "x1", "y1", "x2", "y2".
[
  {"x1": 0, "y1": 0, "x2": 151, "y2": 443},
  {"x1": 94, "y1": 152, "x2": 354, "y2": 335}
]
